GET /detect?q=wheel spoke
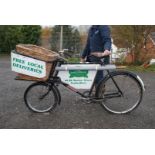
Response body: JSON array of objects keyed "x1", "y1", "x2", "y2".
[
  {"x1": 24, "y1": 82, "x2": 57, "y2": 113},
  {"x1": 97, "y1": 71, "x2": 143, "y2": 114}
]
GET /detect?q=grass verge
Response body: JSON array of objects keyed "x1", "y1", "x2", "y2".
[
  {"x1": 126, "y1": 65, "x2": 155, "y2": 72},
  {"x1": 67, "y1": 57, "x2": 80, "y2": 63}
]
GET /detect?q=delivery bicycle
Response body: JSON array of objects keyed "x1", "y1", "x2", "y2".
[{"x1": 23, "y1": 55, "x2": 145, "y2": 114}]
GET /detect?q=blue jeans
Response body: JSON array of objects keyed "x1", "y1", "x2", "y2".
[{"x1": 87, "y1": 55, "x2": 110, "y2": 85}]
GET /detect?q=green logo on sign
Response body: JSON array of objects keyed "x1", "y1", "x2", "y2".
[{"x1": 69, "y1": 70, "x2": 88, "y2": 78}]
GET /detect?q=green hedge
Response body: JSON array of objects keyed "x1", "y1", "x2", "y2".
[{"x1": 0, "y1": 25, "x2": 41, "y2": 53}]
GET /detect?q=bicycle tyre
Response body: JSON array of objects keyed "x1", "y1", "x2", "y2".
[
  {"x1": 24, "y1": 82, "x2": 59, "y2": 113},
  {"x1": 96, "y1": 71, "x2": 143, "y2": 114}
]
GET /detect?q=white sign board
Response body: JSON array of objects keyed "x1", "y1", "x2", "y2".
[
  {"x1": 11, "y1": 52, "x2": 46, "y2": 78},
  {"x1": 58, "y1": 64, "x2": 99, "y2": 89}
]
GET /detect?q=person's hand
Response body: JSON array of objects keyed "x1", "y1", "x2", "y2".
[
  {"x1": 80, "y1": 58, "x2": 85, "y2": 63},
  {"x1": 91, "y1": 52, "x2": 103, "y2": 57},
  {"x1": 91, "y1": 50, "x2": 111, "y2": 57},
  {"x1": 103, "y1": 50, "x2": 111, "y2": 56}
]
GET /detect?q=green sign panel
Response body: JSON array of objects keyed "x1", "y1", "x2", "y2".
[{"x1": 69, "y1": 70, "x2": 88, "y2": 78}]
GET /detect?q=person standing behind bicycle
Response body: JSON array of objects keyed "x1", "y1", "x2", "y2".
[{"x1": 80, "y1": 25, "x2": 112, "y2": 86}]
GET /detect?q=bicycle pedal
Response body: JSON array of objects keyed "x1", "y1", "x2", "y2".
[
  {"x1": 81, "y1": 97, "x2": 91, "y2": 104},
  {"x1": 91, "y1": 98, "x2": 105, "y2": 103},
  {"x1": 77, "y1": 96, "x2": 92, "y2": 104},
  {"x1": 75, "y1": 96, "x2": 103, "y2": 104},
  {"x1": 75, "y1": 96, "x2": 88, "y2": 104}
]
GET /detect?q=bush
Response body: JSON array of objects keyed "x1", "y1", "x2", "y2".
[
  {"x1": 67, "y1": 57, "x2": 80, "y2": 63},
  {"x1": 20, "y1": 25, "x2": 41, "y2": 45},
  {"x1": 0, "y1": 25, "x2": 41, "y2": 53},
  {"x1": 133, "y1": 60, "x2": 143, "y2": 66},
  {"x1": 0, "y1": 26, "x2": 21, "y2": 52}
]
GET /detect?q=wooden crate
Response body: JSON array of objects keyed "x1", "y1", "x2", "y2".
[
  {"x1": 16, "y1": 44, "x2": 59, "y2": 62},
  {"x1": 14, "y1": 44, "x2": 59, "y2": 81}
]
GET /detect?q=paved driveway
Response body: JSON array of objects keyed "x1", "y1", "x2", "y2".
[{"x1": 0, "y1": 56, "x2": 155, "y2": 128}]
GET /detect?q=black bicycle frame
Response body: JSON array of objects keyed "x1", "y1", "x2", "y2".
[{"x1": 49, "y1": 60, "x2": 123, "y2": 100}]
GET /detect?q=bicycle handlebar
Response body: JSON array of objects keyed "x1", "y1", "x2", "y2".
[
  {"x1": 87, "y1": 54, "x2": 109, "y2": 60},
  {"x1": 58, "y1": 56, "x2": 68, "y2": 62},
  {"x1": 56, "y1": 51, "x2": 110, "y2": 65}
]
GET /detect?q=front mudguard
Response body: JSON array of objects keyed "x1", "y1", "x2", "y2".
[{"x1": 52, "y1": 85, "x2": 61, "y2": 105}]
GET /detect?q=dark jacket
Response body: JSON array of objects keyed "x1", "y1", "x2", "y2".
[{"x1": 81, "y1": 25, "x2": 112, "y2": 59}]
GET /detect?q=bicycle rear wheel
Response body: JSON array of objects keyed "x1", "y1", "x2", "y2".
[
  {"x1": 96, "y1": 71, "x2": 143, "y2": 114},
  {"x1": 24, "y1": 82, "x2": 58, "y2": 113}
]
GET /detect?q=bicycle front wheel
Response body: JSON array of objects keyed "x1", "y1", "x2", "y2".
[
  {"x1": 96, "y1": 71, "x2": 143, "y2": 114},
  {"x1": 24, "y1": 82, "x2": 58, "y2": 113}
]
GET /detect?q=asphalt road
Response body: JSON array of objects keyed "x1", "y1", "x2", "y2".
[{"x1": 0, "y1": 55, "x2": 155, "y2": 129}]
